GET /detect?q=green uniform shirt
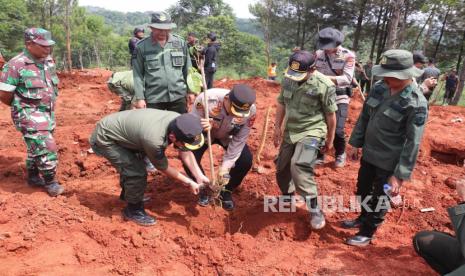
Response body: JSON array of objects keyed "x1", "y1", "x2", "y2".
[
  {"x1": 133, "y1": 34, "x2": 191, "y2": 104},
  {"x1": 93, "y1": 109, "x2": 179, "y2": 170},
  {"x1": 349, "y1": 81, "x2": 428, "y2": 180},
  {"x1": 277, "y1": 71, "x2": 337, "y2": 144},
  {"x1": 107, "y1": 70, "x2": 134, "y2": 102}
]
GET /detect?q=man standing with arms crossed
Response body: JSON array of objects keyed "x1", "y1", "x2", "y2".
[
  {"x1": 315, "y1": 27, "x2": 356, "y2": 168},
  {"x1": 273, "y1": 50, "x2": 337, "y2": 230}
]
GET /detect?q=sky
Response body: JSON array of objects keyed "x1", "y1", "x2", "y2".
[{"x1": 78, "y1": 0, "x2": 257, "y2": 18}]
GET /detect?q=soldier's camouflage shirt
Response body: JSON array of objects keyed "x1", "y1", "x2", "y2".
[{"x1": 0, "y1": 49, "x2": 59, "y2": 132}]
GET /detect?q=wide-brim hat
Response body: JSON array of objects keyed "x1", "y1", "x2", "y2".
[
  {"x1": 149, "y1": 12, "x2": 177, "y2": 30},
  {"x1": 372, "y1": 49, "x2": 423, "y2": 80}
]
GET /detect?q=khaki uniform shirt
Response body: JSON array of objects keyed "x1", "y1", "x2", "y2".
[{"x1": 277, "y1": 71, "x2": 337, "y2": 144}]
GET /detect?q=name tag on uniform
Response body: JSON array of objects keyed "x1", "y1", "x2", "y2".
[{"x1": 305, "y1": 89, "x2": 317, "y2": 96}]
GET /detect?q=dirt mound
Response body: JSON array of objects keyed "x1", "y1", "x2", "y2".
[{"x1": 1, "y1": 71, "x2": 464, "y2": 275}]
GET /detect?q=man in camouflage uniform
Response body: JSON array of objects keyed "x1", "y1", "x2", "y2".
[
  {"x1": 0, "y1": 28, "x2": 64, "y2": 196},
  {"x1": 273, "y1": 51, "x2": 337, "y2": 230},
  {"x1": 343, "y1": 50, "x2": 428, "y2": 246},
  {"x1": 186, "y1": 84, "x2": 256, "y2": 211},
  {"x1": 128, "y1": 27, "x2": 145, "y2": 67},
  {"x1": 315, "y1": 27, "x2": 356, "y2": 168},
  {"x1": 133, "y1": 12, "x2": 195, "y2": 113}
]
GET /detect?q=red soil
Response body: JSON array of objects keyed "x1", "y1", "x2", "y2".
[{"x1": 0, "y1": 70, "x2": 464, "y2": 275}]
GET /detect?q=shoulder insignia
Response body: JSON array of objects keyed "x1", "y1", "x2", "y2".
[
  {"x1": 414, "y1": 106, "x2": 427, "y2": 126},
  {"x1": 247, "y1": 114, "x2": 256, "y2": 127}
]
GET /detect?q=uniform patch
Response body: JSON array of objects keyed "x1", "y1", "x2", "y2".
[
  {"x1": 172, "y1": 40, "x2": 181, "y2": 48},
  {"x1": 414, "y1": 106, "x2": 427, "y2": 126},
  {"x1": 195, "y1": 101, "x2": 204, "y2": 111}
]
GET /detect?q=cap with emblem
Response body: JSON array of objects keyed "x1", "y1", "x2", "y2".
[
  {"x1": 149, "y1": 11, "x2": 177, "y2": 30},
  {"x1": 24, "y1": 28, "x2": 55, "y2": 46},
  {"x1": 316, "y1": 27, "x2": 344, "y2": 50},
  {"x1": 170, "y1": 113, "x2": 204, "y2": 150},
  {"x1": 284, "y1": 50, "x2": 316, "y2": 82},
  {"x1": 372, "y1": 49, "x2": 423, "y2": 80},
  {"x1": 228, "y1": 84, "x2": 256, "y2": 118},
  {"x1": 413, "y1": 52, "x2": 427, "y2": 64}
]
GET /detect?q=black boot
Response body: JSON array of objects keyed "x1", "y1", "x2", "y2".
[
  {"x1": 27, "y1": 168, "x2": 45, "y2": 187},
  {"x1": 122, "y1": 202, "x2": 156, "y2": 226},
  {"x1": 220, "y1": 190, "x2": 234, "y2": 211},
  {"x1": 43, "y1": 174, "x2": 65, "y2": 197}
]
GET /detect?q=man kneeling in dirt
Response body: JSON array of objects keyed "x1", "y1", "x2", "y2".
[
  {"x1": 273, "y1": 50, "x2": 337, "y2": 230},
  {"x1": 185, "y1": 84, "x2": 256, "y2": 211},
  {"x1": 89, "y1": 110, "x2": 211, "y2": 226}
]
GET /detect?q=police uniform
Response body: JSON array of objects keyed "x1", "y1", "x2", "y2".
[
  {"x1": 0, "y1": 28, "x2": 63, "y2": 196},
  {"x1": 345, "y1": 49, "x2": 428, "y2": 246},
  {"x1": 133, "y1": 12, "x2": 192, "y2": 114},
  {"x1": 186, "y1": 86, "x2": 256, "y2": 210},
  {"x1": 315, "y1": 27, "x2": 356, "y2": 165}
]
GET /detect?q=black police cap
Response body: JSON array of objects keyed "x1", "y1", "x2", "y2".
[
  {"x1": 316, "y1": 27, "x2": 344, "y2": 50},
  {"x1": 229, "y1": 84, "x2": 256, "y2": 118}
]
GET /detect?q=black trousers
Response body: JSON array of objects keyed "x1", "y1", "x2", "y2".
[
  {"x1": 413, "y1": 231, "x2": 465, "y2": 275},
  {"x1": 205, "y1": 71, "x2": 215, "y2": 89},
  {"x1": 334, "y1": 103, "x2": 348, "y2": 156},
  {"x1": 183, "y1": 141, "x2": 252, "y2": 192},
  {"x1": 147, "y1": 97, "x2": 187, "y2": 114},
  {"x1": 318, "y1": 103, "x2": 348, "y2": 159},
  {"x1": 355, "y1": 159, "x2": 393, "y2": 237}
]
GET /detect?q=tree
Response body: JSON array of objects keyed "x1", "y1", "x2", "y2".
[
  {"x1": 352, "y1": 0, "x2": 370, "y2": 52},
  {"x1": 0, "y1": 0, "x2": 28, "y2": 57},
  {"x1": 386, "y1": 0, "x2": 404, "y2": 49},
  {"x1": 168, "y1": 0, "x2": 234, "y2": 26}
]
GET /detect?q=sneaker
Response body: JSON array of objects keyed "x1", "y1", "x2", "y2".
[
  {"x1": 220, "y1": 191, "x2": 234, "y2": 211},
  {"x1": 346, "y1": 235, "x2": 372, "y2": 247},
  {"x1": 122, "y1": 206, "x2": 156, "y2": 226},
  {"x1": 44, "y1": 181, "x2": 65, "y2": 197},
  {"x1": 335, "y1": 153, "x2": 346, "y2": 168},
  {"x1": 310, "y1": 208, "x2": 326, "y2": 230},
  {"x1": 198, "y1": 188, "x2": 210, "y2": 207}
]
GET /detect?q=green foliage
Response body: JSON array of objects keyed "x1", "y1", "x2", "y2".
[
  {"x1": 183, "y1": 15, "x2": 267, "y2": 78},
  {"x1": 168, "y1": 0, "x2": 234, "y2": 26},
  {"x1": 0, "y1": 0, "x2": 28, "y2": 57}
]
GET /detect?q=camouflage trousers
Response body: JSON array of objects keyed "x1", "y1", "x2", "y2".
[{"x1": 22, "y1": 130, "x2": 58, "y2": 179}]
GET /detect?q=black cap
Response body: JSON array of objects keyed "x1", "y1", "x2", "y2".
[
  {"x1": 413, "y1": 52, "x2": 427, "y2": 64},
  {"x1": 171, "y1": 114, "x2": 204, "y2": 151},
  {"x1": 284, "y1": 50, "x2": 316, "y2": 81},
  {"x1": 316, "y1": 27, "x2": 344, "y2": 50},
  {"x1": 207, "y1": 32, "x2": 217, "y2": 41},
  {"x1": 228, "y1": 84, "x2": 256, "y2": 118},
  {"x1": 133, "y1": 27, "x2": 144, "y2": 35}
]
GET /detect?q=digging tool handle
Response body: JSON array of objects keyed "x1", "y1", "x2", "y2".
[{"x1": 199, "y1": 58, "x2": 216, "y2": 185}]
